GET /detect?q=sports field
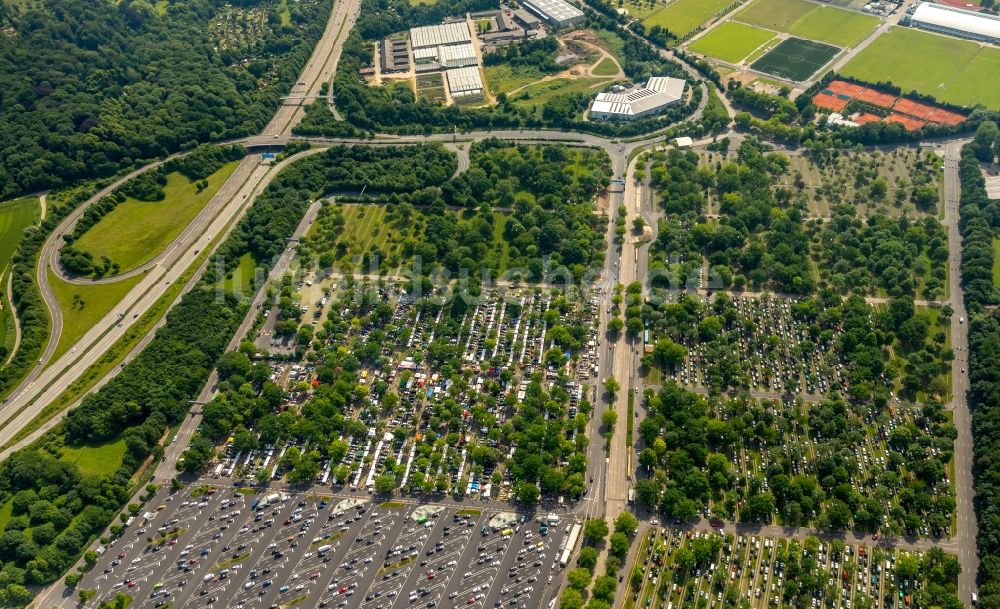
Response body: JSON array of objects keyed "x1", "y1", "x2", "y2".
[
  {"x1": 736, "y1": 0, "x2": 814, "y2": 31},
  {"x1": 841, "y1": 28, "x2": 1000, "y2": 109},
  {"x1": 74, "y1": 161, "x2": 240, "y2": 273},
  {"x1": 642, "y1": 0, "x2": 732, "y2": 38},
  {"x1": 736, "y1": 0, "x2": 879, "y2": 46},
  {"x1": 688, "y1": 21, "x2": 776, "y2": 63},
  {"x1": 751, "y1": 37, "x2": 839, "y2": 81}
]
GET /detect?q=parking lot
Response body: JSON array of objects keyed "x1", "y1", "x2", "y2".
[{"x1": 76, "y1": 483, "x2": 571, "y2": 609}]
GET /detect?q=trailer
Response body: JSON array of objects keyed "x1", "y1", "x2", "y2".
[{"x1": 560, "y1": 523, "x2": 582, "y2": 567}]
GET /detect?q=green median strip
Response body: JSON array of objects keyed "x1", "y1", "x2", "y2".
[
  {"x1": 282, "y1": 594, "x2": 309, "y2": 608},
  {"x1": 376, "y1": 501, "x2": 405, "y2": 509},
  {"x1": 215, "y1": 552, "x2": 250, "y2": 570},
  {"x1": 310, "y1": 530, "x2": 346, "y2": 548}
]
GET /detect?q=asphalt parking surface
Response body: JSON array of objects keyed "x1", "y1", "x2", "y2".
[{"x1": 77, "y1": 485, "x2": 569, "y2": 609}]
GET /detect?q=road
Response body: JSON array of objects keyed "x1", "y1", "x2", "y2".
[
  {"x1": 264, "y1": 0, "x2": 361, "y2": 135},
  {"x1": 941, "y1": 140, "x2": 977, "y2": 605}
]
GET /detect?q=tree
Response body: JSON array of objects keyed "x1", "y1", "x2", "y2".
[
  {"x1": 578, "y1": 546, "x2": 598, "y2": 571},
  {"x1": 593, "y1": 576, "x2": 617, "y2": 601},
  {"x1": 602, "y1": 409, "x2": 618, "y2": 431},
  {"x1": 610, "y1": 532, "x2": 630, "y2": 557},
  {"x1": 652, "y1": 338, "x2": 687, "y2": 368},
  {"x1": 560, "y1": 588, "x2": 585, "y2": 609},
  {"x1": 604, "y1": 377, "x2": 620, "y2": 398},
  {"x1": 615, "y1": 512, "x2": 638, "y2": 537},
  {"x1": 517, "y1": 482, "x2": 540, "y2": 504},
  {"x1": 583, "y1": 518, "x2": 609, "y2": 543},
  {"x1": 675, "y1": 547, "x2": 696, "y2": 572},
  {"x1": 568, "y1": 567, "x2": 592, "y2": 591},
  {"x1": 374, "y1": 474, "x2": 397, "y2": 494}
]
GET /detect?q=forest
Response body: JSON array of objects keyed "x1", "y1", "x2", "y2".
[
  {"x1": 959, "y1": 123, "x2": 1000, "y2": 607},
  {"x1": 0, "y1": 0, "x2": 328, "y2": 199},
  {"x1": 294, "y1": 140, "x2": 611, "y2": 282},
  {"x1": 648, "y1": 138, "x2": 946, "y2": 300}
]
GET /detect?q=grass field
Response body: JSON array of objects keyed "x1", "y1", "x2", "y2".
[
  {"x1": 994, "y1": 239, "x2": 1000, "y2": 286},
  {"x1": 736, "y1": 0, "x2": 879, "y2": 46},
  {"x1": 74, "y1": 161, "x2": 240, "y2": 273},
  {"x1": 750, "y1": 36, "x2": 838, "y2": 81},
  {"x1": 511, "y1": 77, "x2": 619, "y2": 112},
  {"x1": 220, "y1": 252, "x2": 258, "y2": 295},
  {"x1": 47, "y1": 268, "x2": 145, "y2": 363},
  {"x1": 841, "y1": 28, "x2": 1000, "y2": 109},
  {"x1": 60, "y1": 438, "x2": 128, "y2": 478},
  {"x1": 483, "y1": 65, "x2": 549, "y2": 95},
  {"x1": 642, "y1": 0, "x2": 733, "y2": 38},
  {"x1": 787, "y1": 5, "x2": 879, "y2": 46},
  {"x1": 0, "y1": 196, "x2": 39, "y2": 272},
  {"x1": 592, "y1": 57, "x2": 621, "y2": 76},
  {"x1": 0, "y1": 196, "x2": 40, "y2": 358},
  {"x1": 736, "y1": 0, "x2": 814, "y2": 31},
  {"x1": 688, "y1": 21, "x2": 775, "y2": 63}
]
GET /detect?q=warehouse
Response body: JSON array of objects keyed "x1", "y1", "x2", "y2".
[
  {"x1": 589, "y1": 76, "x2": 686, "y2": 121},
  {"x1": 446, "y1": 66, "x2": 485, "y2": 99},
  {"x1": 907, "y1": 2, "x2": 1000, "y2": 45},
  {"x1": 520, "y1": 0, "x2": 585, "y2": 29},
  {"x1": 410, "y1": 21, "x2": 474, "y2": 49},
  {"x1": 413, "y1": 42, "x2": 478, "y2": 71}
]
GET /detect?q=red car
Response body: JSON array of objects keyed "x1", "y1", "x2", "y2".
[
  {"x1": 118, "y1": 553, "x2": 127, "y2": 559},
  {"x1": 466, "y1": 598, "x2": 474, "y2": 605},
  {"x1": 339, "y1": 587, "x2": 347, "y2": 594},
  {"x1": 127, "y1": 581, "x2": 136, "y2": 588}
]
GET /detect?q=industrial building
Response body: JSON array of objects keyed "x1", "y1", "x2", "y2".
[
  {"x1": 907, "y1": 2, "x2": 1000, "y2": 44},
  {"x1": 589, "y1": 76, "x2": 686, "y2": 121},
  {"x1": 446, "y1": 66, "x2": 485, "y2": 100},
  {"x1": 410, "y1": 21, "x2": 474, "y2": 49},
  {"x1": 520, "y1": 0, "x2": 585, "y2": 29},
  {"x1": 414, "y1": 42, "x2": 478, "y2": 70},
  {"x1": 380, "y1": 38, "x2": 411, "y2": 73}
]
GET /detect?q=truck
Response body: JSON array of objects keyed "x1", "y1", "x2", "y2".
[
  {"x1": 560, "y1": 523, "x2": 582, "y2": 567},
  {"x1": 317, "y1": 544, "x2": 332, "y2": 556}
]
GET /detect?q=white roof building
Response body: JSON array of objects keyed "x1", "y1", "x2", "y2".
[
  {"x1": 908, "y1": 2, "x2": 1000, "y2": 44},
  {"x1": 589, "y1": 76, "x2": 686, "y2": 121},
  {"x1": 413, "y1": 42, "x2": 477, "y2": 68},
  {"x1": 410, "y1": 22, "x2": 473, "y2": 49},
  {"x1": 446, "y1": 66, "x2": 485, "y2": 98},
  {"x1": 521, "y1": 0, "x2": 586, "y2": 29}
]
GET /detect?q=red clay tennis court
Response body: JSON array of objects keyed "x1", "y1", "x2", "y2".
[
  {"x1": 885, "y1": 113, "x2": 927, "y2": 131},
  {"x1": 816, "y1": 79, "x2": 966, "y2": 129},
  {"x1": 812, "y1": 92, "x2": 848, "y2": 112}
]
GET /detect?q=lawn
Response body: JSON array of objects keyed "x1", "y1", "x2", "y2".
[
  {"x1": 841, "y1": 27, "x2": 1000, "y2": 109},
  {"x1": 0, "y1": 196, "x2": 39, "y2": 272},
  {"x1": 48, "y1": 268, "x2": 145, "y2": 363},
  {"x1": 594, "y1": 29, "x2": 628, "y2": 66},
  {"x1": 592, "y1": 57, "x2": 621, "y2": 76},
  {"x1": 74, "y1": 161, "x2": 241, "y2": 273},
  {"x1": 483, "y1": 65, "x2": 549, "y2": 95},
  {"x1": 688, "y1": 21, "x2": 776, "y2": 63},
  {"x1": 736, "y1": 0, "x2": 816, "y2": 32},
  {"x1": 642, "y1": 0, "x2": 734, "y2": 38},
  {"x1": 994, "y1": 239, "x2": 1000, "y2": 286},
  {"x1": 786, "y1": 5, "x2": 879, "y2": 46},
  {"x1": 511, "y1": 77, "x2": 618, "y2": 112},
  {"x1": 60, "y1": 437, "x2": 128, "y2": 478},
  {"x1": 220, "y1": 252, "x2": 258, "y2": 295}
]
